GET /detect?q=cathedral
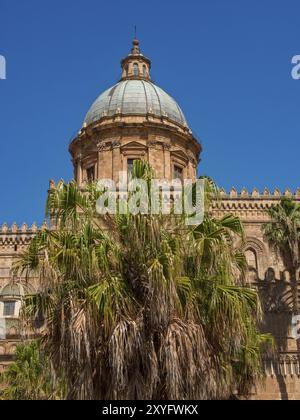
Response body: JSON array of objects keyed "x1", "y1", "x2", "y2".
[{"x1": 0, "y1": 39, "x2": 300, "y2": 400}]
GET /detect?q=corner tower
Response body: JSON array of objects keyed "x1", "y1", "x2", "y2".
[{"x1": 69, "y1": 39, "x2": 201, "y2": 185}]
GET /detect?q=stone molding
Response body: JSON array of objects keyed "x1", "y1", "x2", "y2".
[{"x1": 262, "y1": 355, "x2": 300, "y2": 378}]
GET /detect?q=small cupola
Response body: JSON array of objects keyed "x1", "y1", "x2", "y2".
[{"x1": 121, "y1": 38, "x2": 151, "y2": 81}]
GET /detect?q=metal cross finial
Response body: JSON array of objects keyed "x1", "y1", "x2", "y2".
[{"x1": 134, "y1": 25, "x2": 137, "y2": 40}]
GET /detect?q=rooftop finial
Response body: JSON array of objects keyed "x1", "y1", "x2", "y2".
[
  {"x1": 131, "y1": 35, "x2": 140, "y2": 55},
  {"x1": 121, "y1": 36, "x2": 151, "y2": 81}
]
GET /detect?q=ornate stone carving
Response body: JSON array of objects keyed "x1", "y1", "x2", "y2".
[
  {"x1": 97, "y1": 142, "x2": 110, "y2": 152},
  {"x1": 111, "y1": 140, "x2": 121, "y2": 149},
  {"x1": 163, "y1": 143, "x2": 171, "y2": 151},
  {"x1": 148, "y1": 139, "x2": 158, "y2": 148}
]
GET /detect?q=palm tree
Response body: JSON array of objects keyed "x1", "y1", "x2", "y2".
[
  {"x1": 263, "y1": 197, "x2": 300, "y2": 314},
  {"x1": 14, "y1": 162, "x2": 271, "y2": 400},
  {"x1": 0, "y1": 341, "x2": 64, "y2": 400}
]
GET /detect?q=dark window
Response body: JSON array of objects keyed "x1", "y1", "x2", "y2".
[
  {"x1": 3, "y1": 301, "x2": 16, "y2": 317},
  {"x1": 133, "y1": 63, "x2": 139, "y2": 77},
  {"x1": 127, "y1": 159, "x2": 136, "y2": 178},
  {"x1": 173, "y1": 165, "x2": 183, "y2": 180},
  {"x1": 86, "y1": 166, "x2": 95, "y2": 182}
]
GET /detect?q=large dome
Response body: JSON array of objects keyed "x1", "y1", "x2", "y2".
[
  {"x1": 84, "y1": 79, "x2": 188, "y2": 128},
  {"x1": 69, "y1": 39, "x2": 201, "y2": 188}
]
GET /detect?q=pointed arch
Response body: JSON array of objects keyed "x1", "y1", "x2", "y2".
[{"x1": 243, "y1": 237, "x2": 268, "y2": 280}]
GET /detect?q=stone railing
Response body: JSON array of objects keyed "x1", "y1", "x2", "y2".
[{"x1": 262, "y1": 354, "x2": 300, "y2": 377}]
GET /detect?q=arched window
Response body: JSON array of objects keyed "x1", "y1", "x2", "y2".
[
  {"x1": 0, "y1": 283, "x2": 24, "y2": 298},
  {"x1": 143, "y1": 65, "x2": 147, "y2": 78},
  {"x1": 86, "y1": 166, "x2": 95, "y2": 182},
  {"x1": 0, "y1": 283, "x2": 24, "y2": 319},
  {"x1": 245, "y1": 248, "x2": 258, "y2": 270},
  {"x1": 173, "y1": 165, "x2": 183, "y2": 181},
  {"x1": 133, "y1": 63, "x2": 139, "y2": 77},
  {"x1": 265, "y1": 267, "x2": 276, "y2": 282}
]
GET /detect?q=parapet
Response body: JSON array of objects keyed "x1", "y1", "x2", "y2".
[
  {"x1": 218, "y1": 187, "x2": 300, "y2": 200},
  {"x1": 0, "y1": 222, "x2": 48, "y2": 246}
]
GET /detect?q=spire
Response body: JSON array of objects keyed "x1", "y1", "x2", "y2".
[
  {"x1": 120, "y1": 37, "x2": 151, "y2": 81},
  {"x1": 131, "y1": 26, "x2": 141, "y2": 54}
]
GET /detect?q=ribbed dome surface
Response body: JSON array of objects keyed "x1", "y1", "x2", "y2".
[{"x1": 84, "y1": 80, "x2": 188, "y2": 127}]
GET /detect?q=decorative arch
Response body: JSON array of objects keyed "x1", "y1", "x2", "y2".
[
  {"x1": 120, "y1": 141, "x2": 147, "y2": 173},
  {"x1": 244, "y1": 237, "x2": 267, "y2": 255},
  {"x1": 0, "y1": 281, "x2": 34, "y2": 320},
  {"x1": 243, "y1": 237, "x2": 268, "y2": 280},
  {"x1": 0, "y1": 282, "x2": 25, "y2": 298}
]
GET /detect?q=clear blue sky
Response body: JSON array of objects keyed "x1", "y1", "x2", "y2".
[{"x1": 1, "y1": 0, "x2": 300, "y2": 225}]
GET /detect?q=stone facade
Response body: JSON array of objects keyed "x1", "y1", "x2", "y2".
[
  {"x1": 70, "y1": 121, "x2": 199, "y2": 186},
  {"x1": 0, "y1": 223, "x2": 41, "y2": 373},
  {"x1": 0, "y1": 39, "x2": 299, "y2": 400},
  {"x1": 212, "y1": 189, "x2": 300, "y2": 400}
]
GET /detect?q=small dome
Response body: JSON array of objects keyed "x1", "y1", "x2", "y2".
[{"x1": 84, "y1": 80, "x2": 188, "y2": 128}]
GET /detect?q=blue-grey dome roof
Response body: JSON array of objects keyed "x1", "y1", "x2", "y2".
[{"x1": 84, "y1": 80, "x2": 188, "y2": 128}]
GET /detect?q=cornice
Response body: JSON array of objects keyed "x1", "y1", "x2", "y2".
[{"x1": 69, "y1": 117, "x2": 201, "y2": 156}]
